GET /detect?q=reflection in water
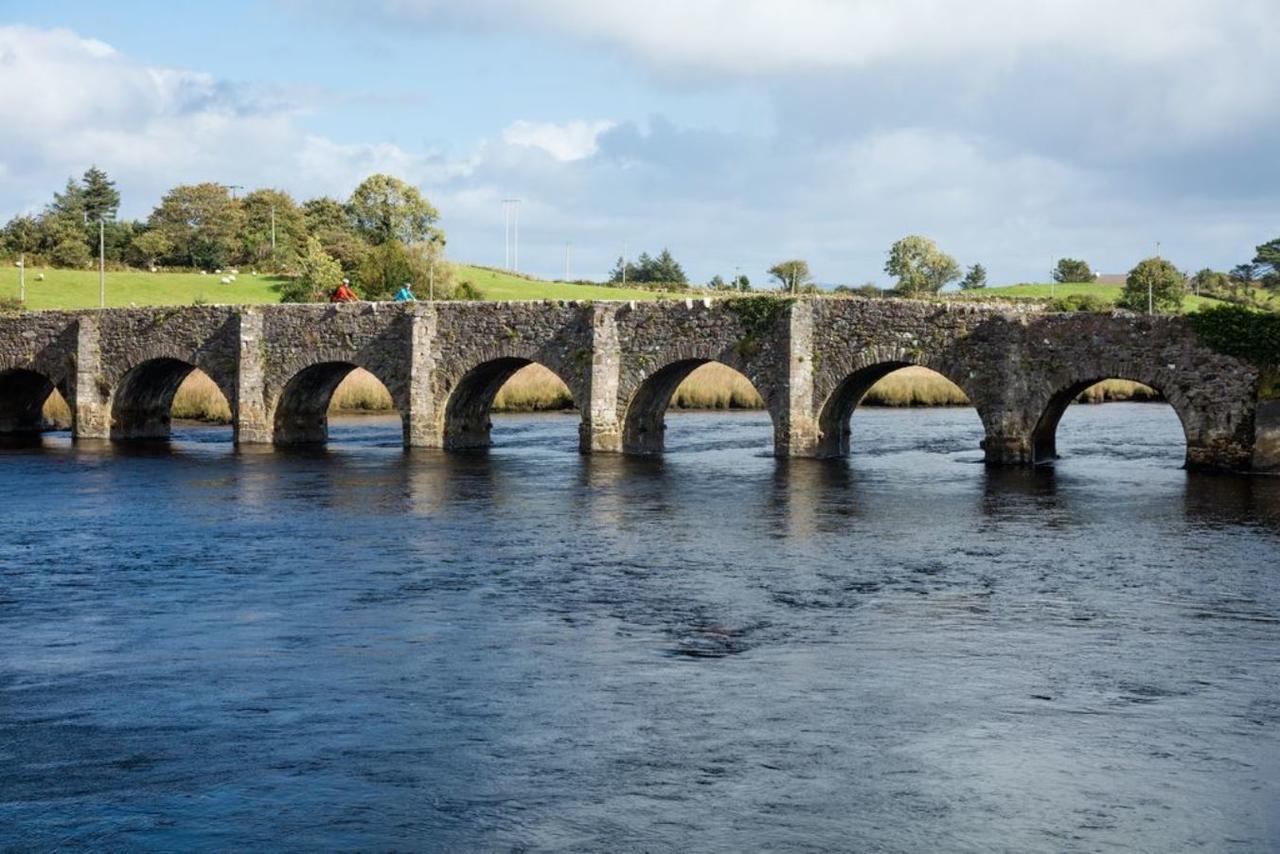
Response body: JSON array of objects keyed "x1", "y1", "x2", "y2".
[{"x1": 1, "y1": 404, "x2": 1279, "y2": 851}]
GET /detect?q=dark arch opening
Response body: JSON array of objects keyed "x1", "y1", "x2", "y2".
[
  {"x1": 622, "y1": 359, "x2": 767, "y2": 454},
  {"x1": 817, "y1": 363, "x2": 972, "y2": 457},
  {"x1": 0, "y1": 368, "x2": 62, "y2": 434},
  {"x1": 111, "y1": 358, "x2": 231, "y2": 441},
  {"x1": 444, "y1": 358, "x2": 575, "y2": 449},
  {"x1": 1032, "y1": 378, "x2": 1177, "y2": 464},
  {"x1": 274, "y1": 362, "x2": 398, "y2": 445}
]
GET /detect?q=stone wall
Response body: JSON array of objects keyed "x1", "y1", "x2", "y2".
[{"x1": 0, "y1": 299, "x2": 1265, "y2": 471}]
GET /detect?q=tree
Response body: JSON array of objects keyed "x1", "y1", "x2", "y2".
[
  {"x1": 279, "y1": 237, "x2": 343, "y2": 302},
  {"x1": 148, "y1": 183, "x2": 245, "y2": 269},
  {"x1": 1118, "y1": 257, "x2": 1185, "y2": 314},
  {"x1": 1053, "y1": 257, "x2": 1093, "y2": 283},
  {"x1": 960, "y1": 263, "x2": 987, "y2": 290},
  {"x1": 1253, "y1": 237, "x2": 1280, "y2": 289},
  {"x1": 608, "y1": 248, "x2": 689, "y2": 285},
  {"x1": 347, "y1": 174, "x2": 439, "y2": 246},
  {"x1": 768, "y1": 259, "x2": 812, "y2": 293},
  {"x1": 130, "y1": 230, "x2": 173, "y2": 268},
  {"x1": 240, "y1": 189, "x2": 305, "y2": 268},
  {"x1": 1230, "y1": 263, "x2": 1257, "y2": 286},
  {"x1": 2, "y1": 216, "x2": 40, "y2": 255},
  {"x1": 733, "y1": 273, "x2": 751, "y2": 292},
  {"x1": 648, "y1": 248, "x2": 687, "y2": 284},
  {"x1": 1190, "y1": 268, "x2": 1230, "y2": 296},
  {"x1": 80, "y1": 166, "x2": 120, "y2": 222},
  {"x1": 708, "y1": 274, "x2": 728, "y2": 290},
  {"x1": 884, "y1": 235, "x2": 960, "y2": 295},
  {"x1": 51, "y1": 238, "x2": 92, "y2": 269}
]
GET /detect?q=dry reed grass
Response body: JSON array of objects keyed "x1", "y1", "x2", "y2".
[{"x1": 36, "y1": 363, "x2": 1162, "y2": 427}]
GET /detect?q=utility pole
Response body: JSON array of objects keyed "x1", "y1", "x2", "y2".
[
  {"x1": 270, "y1": 205, "x2": 277, "y2": 254},
  {"x1": 227, "y1": 183, "x2": 243, "y2": 201},
  {"x1": 98, "y1": 218, "x2": 105, "y2": 309},
  {"x1": 622, "y1": 240, "x2": 628, "y2": 287},
  {"x1": 18, "y1": 252, "x2": 24, "y2": 303},
  {"x1": 1150, "y1": 241, "x2": 1160, "y2": 315},
  {"x1": 1050, "y1": 257, "x2": 1055, "y2": 300},
  {"x1": 502, "y1": 199, "x2": 520, "y2": 272}
]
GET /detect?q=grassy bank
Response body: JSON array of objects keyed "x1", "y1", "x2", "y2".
[
  {"x1": 3, "y1": 264, "x2": 676, "y2": 310},
  {"x1": 951, "y1": 282, "x2": 1273, "y2": 312},
  {"x1": 38, "y1": 364, "x2": 1159, "y2": 427}
]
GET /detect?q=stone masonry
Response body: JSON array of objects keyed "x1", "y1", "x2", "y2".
[{"x1": 0, "y1": 298, "x2": 1270, "y2": 471}]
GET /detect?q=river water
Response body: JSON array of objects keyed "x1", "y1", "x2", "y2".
[{"x1": 2, "y1": 404, "x2": 1279, "y2": 851}]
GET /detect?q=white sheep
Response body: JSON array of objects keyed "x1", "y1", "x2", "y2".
[{"x1": 220, "y1": 276, "x2": 232, "y2": 284}]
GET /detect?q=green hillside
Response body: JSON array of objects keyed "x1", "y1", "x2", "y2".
[
  {"x1": 2, "y1": 263, "x2": 676, "y2": 310},
  {"x1": 954, "y1": 282, "x2": 1272, "y2": 312}
]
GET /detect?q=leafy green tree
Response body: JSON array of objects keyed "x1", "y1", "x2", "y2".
[
  {"x1": 648, "y1": 248, "x2": 687, "y2": 283},
  {"x1": 347, "y1": 174, "x2": 439, "y2": 246},
  {"x1": 130, "y1": 230, "x2": 173, "y2": 268},
  {"x1": 1119, "y1": 257, "x2": 1185, "y2": 314},
  {"x1": 733, "y1": 273, "x2": 751, "y2": 292},
  {"x1": 608, "y1": 248, "x2": 689, "y2": 285},
  {"x1": 148, "y1": 183, "x2": 245, "y2": 269},
  {"x1": 885, "y1": 235, "x2": 960, "y2": 295},
  {"x1": 1230, "y1": 263, "x2": 1257, "y2": 287},
  {"x1": 960, "y1": 263, "x2": 987, "y2": 289},
  {"x1": 280, "y1": 236, "x2": 343, "y2": 302},
  {"x1": 80, "y1": 166, "x2": 120, "y2": 222},
  {"x1": 708, "y1": 274, "x2": 728, "y2": 290},
  {"x1": 1053, "y1": 257, "x2": 1093, "y2": 283},
  {"x1": 1253, "y1": 237, "x2": 1280, "y2": 289},
  {"x1": 2, "y1": 216, "x2": 40, "y2": 255},
  {"x1": 241, "y1": 189, "x2": 306, "y2": 268},
  {"x1": 767, "y1": 259, "x2": 813, "y2": 293},
  {"x1": 51, "y1": 238, "x2": 92, "y2": 269},
  {"x1": 1190, "y1": 268, "x2": 1230, "y2": 296}
]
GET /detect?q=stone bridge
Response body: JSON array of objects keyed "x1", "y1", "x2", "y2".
[{"x1": 0, "y1": 298, "x2": 1273, "y2": 471}]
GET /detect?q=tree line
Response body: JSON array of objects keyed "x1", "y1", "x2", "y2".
[{"x1": 0, "y1": 168, "x2": 468, "y2": 301}]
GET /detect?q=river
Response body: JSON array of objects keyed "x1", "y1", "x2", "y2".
[{"x1": 2, "y1": 404, "x2": 1279, "y2": 851}]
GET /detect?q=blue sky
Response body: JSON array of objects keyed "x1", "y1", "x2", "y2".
[{"x1": 2, "y1": 1, "x2": 1277, "y2": 285}]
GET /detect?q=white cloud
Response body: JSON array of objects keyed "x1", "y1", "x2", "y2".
[{"x1": 502, "y1": 119, "x2": 615, "y2": 161}]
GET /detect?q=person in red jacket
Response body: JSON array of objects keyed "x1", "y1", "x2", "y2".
[{"x1": 331, "y1": 279, "x2": 358, "y2": 302}]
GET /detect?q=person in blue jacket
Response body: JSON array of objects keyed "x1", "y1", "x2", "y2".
[{"x1": 393, "y1": 282, "x2": 416, "y2": 302}]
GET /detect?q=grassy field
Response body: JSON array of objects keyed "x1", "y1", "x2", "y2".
[
  {"x1": 2, "y1": 263, "x2": 675, "y2": 310},
  {"x1": 953, "y1": 281, "x2": 1275, "y2": 312}
]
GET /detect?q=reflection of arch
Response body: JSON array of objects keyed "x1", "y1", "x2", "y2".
[
  {"x1": 273, "y1": 361, "x2": 399, "y2": 445},
  {"x1": 442, "y1": 357, "x2": 577, "y2": 449},
  {"x1": 0, "y1": 368, "x2": 60, "y2": 434},
  {"x1": 622, "y1": 358, "x2": 773, "y2": 454},
  {"x1": 111, "y1": 358, "x2": 233, "y2": 440},
  {"x1": 1031, "y1": 375, "x2": 1185, "y2": 464},
  {"x1": 815, "y1": 358, "x2": 979, "y2": 457}
]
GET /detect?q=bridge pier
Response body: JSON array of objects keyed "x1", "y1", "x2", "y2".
[
  {"x1": 775, "y1": 300, "x2": 822, "y2": 458},
  {"x1": 71, "y1": 316, "x2": 110, "y2": 441},
  {"x1": 404, "y1": 306, "x2": 444, "y2": 447},
  {"x1": 233, "y1": 308, "x2": 272, "y2": 444},
  {"x1": 580, "y1": 304, "x2": 623, "y2": 453}
]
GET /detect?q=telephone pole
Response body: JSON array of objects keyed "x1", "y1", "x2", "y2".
[
  {"x1": 502, "y1": 199, "x2": 521, "y2": 271},
  {"x1": 98, "y1": 218, "x2": 105, "y2": 309}
]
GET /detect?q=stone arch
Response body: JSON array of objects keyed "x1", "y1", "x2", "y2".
[
  {"x1": 110, "y1": 357, "x2": 234, "y2": 440},
  {"x1": 814, "y1": 347, "x2": 988, "y2": 457},
  {"x1": 272, "y1": 360, "x2": 404, "y2": 445},
  {"x1": 438, "y1": 353, "x2": 583, "y2": 449},
  {"x1": 1029, "y1": 370, "x2": 1193, "y2": 465},
  {"x1": 621, "y1": 356, "x2": 778, "y2": 454},
  {"x1": 0, "y1": 368, "x2": 64, "y2": 434}
]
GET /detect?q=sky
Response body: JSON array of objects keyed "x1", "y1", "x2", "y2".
[{"x1": 1, "y1": 0, "x2": 1277, "y2": 286}]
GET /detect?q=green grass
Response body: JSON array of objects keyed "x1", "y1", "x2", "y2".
[
  {"x1": 955, "y1": 281, "x2": 1275, "y2": 312},
  {"x1": 5, "y1": 267, "x2": 285, "y2": 310},
  {"x1": 452, "y1": 265, "x2": 677, "y2": 301},
  {"x1": 2, "y1": 263, "x2": 681, "y2": 310}
]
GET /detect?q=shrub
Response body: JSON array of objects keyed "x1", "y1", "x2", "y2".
[
  {"x1": 1047, "y1": 293, "x2": 1111, "y2": 313},
  {"x1": 51, "y1": 239, "x2": 92, "y2": 269}
]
